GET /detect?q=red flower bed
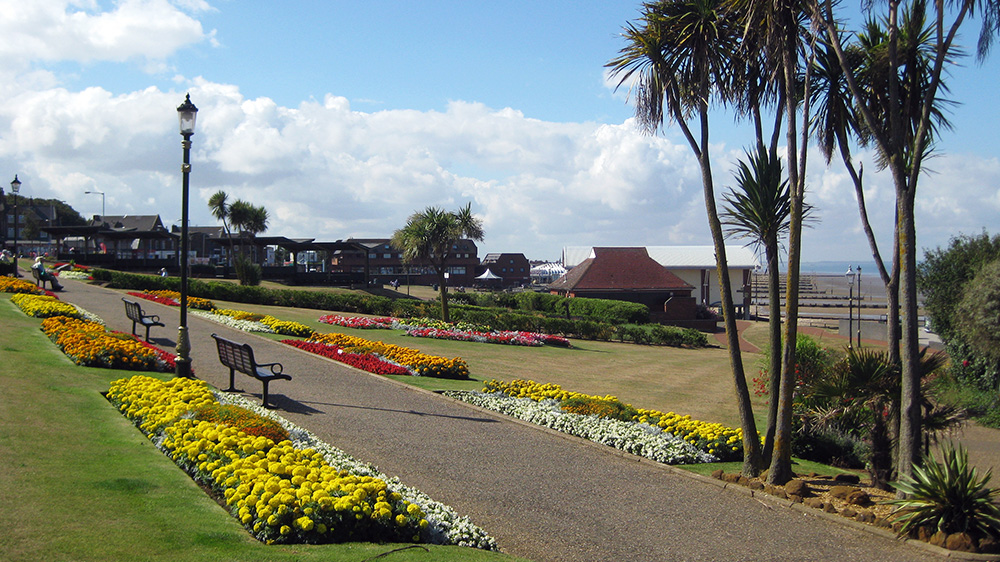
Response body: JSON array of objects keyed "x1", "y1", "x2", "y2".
[
  {"x1": 126, "y1": 291, "x2": 179, "y2": 306},
  {"x1": 281, "y1": 339, "x2": 412, "y2": 376}
]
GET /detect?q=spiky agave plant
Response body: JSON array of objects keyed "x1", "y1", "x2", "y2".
[{"x1": 887, "y1": 443, "x2": 1000, "y2": 540}]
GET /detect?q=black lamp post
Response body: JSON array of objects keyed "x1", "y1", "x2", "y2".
[
  {"x1": 11, "y1": 175, "x2": 20, "y2": 277},
  {"x1": 855, "y1": 265, "x2": 862, "y2": 348},
  {"x1": 175, "y1": 94, "x2": 197, "y2": 378},
  {"x1": 846, "y1": 265, "x2": 855, "y2": 350}
]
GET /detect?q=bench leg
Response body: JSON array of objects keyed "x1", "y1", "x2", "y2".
[
  {"x1": 224, "y1": 367, "x2": 238, "y2": 393},
  {"x1": 131, "y1": 321, "x2": 138, "y2": 338},
  {"x1": 261, "y1": 380, "x2": 272, "y2": 409},
  {"x1": 143, "y1": 324, "x2": 152, "y2": 342}
]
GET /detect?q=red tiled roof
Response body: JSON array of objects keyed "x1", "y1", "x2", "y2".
[{"x1": 549, "y1": 247, "x2": 693, "y2": 291}]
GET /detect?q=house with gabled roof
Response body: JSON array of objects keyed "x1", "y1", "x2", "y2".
[
  {"x1": 549, "y1": 247, "x2": 702, "y2": 326},
  {"x1": 562, "y1": 245, "x2": 757, "y2": 314}
]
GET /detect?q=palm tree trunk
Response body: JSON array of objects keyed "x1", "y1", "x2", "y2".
[
  {"x1": 768, "y1": 46, "x2": 803, "y2": 486},
  {"x1": 762, "y1": 239, "x2": 782, "y2": 464},
  {"x1": 896, "y1": 190, "x2": 922, "y2": 487},
  {"x1": 695, "y1": 107, "x2": 761, "y2": 476}
]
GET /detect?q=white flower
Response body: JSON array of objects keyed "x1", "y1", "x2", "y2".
[{"x1": 443, "y1": 391, "x2": 717, "y2": 465}]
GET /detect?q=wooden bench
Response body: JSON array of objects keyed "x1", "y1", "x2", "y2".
[
  {"x1": 31, "y1": 266, "x2": 48, "y2": 288},
  {"x1": 211, "y1": 333, "x2": 291, "y2": 409},
  {"x1": 122, "y1": 298, "x2": 165, "y2": 342}
]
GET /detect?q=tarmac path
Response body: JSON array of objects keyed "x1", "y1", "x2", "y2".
[{"x1": 54, "y1": 277, "x2": 955, "y2": 562}]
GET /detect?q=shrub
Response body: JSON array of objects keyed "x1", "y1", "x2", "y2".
[
  {"x1": 888, "y1": 443, "x2": 1000, "y2": 541},
  {"x1": 790, "y1": 428, "x2": 867, "y2": 469}
]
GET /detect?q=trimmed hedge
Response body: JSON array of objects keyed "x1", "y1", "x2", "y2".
[{"x1": 450, "y1": 291, "x2": 649, "y2": 324}]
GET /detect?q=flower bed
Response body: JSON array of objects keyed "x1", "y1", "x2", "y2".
[
  {"x1": 191, "y1": 309, "x2": 276, "y2": 333},
  {"x1": 40, "y1": 314, "x2": 182, "y2": 372},
  {"x1": 0, "y1": 277, "x2": 48, "y2": 295},
  {"x1": 11, "y1": 293, "x2": 83, "y2": 319},
  {"x1": 319, "y1": 315, "x2": 395, "y2": 329},
  {"x1": 479, "y1": 379, "x2": 745, "y2": 461},
  {"x1": 107, "y1": 375, "x2": 496, "y2": 549},
  {"x1": 127, "y1": 290, "x2": 214, "y2": 310},
  {"x1": 320, "y1": 314, "x2": 571, "y2": 348},
  {"x1": 445, "y1": 390, "x2": 715, "y2": 465},
  {"x1": 282, "y1": 340, "x2": 412, "y2": 376},
  {"x1": 308, "y1": 332, "x2": 469, "y2": 379}
]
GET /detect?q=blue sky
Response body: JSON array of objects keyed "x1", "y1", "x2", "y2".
[{"x1": 2, "y1": 0, "x2": 998, "y2": 266}]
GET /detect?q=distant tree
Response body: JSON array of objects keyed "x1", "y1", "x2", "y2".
[
  {"x1": 955, "y1": 259, "x2": 1000, "y2": 364},
  {"x1": 207, "y1": 190, "x2": 234, "y2": 265},
  {"x1": 226, "y1": 199, "x2": 269, "y2": 286},
  {"x1": 391, "y1": 203, "x2": 484, "y2": 323}
]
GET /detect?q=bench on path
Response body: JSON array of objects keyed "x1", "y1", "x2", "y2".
[
  {"x1": 211, "y1": 333, "x2": 291, "y2": 409},
  {"x1": 122, "y1": 297, "x2": 164, "y2": 342},
  {"x1": 32, "y1": 267, "x2": 51, "y2": 289}
]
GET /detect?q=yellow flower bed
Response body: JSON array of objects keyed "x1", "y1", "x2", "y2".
[
  {"x1": 0, "y1": 276, "x2": 45, "y2": 294},
  {"x1": 11, "y1": 293, "x2": 81, "y2": 318},
  {"x1": 260, "y1": 315, "x2": 314, "y2": 337},
  {"x1": 108, "y1": 375, "x2": 430, "y2": 544},
  {"x1": 143, "y1": 289, "x2": 214, "y2": 310},
  {"x1": 40, "y1": 315, "x2": 170, "y2": 371},
  {"x1": 215, "y1": 308, "x2": 265, "y2": 321},
  {"x1": 309, "y1": 332, "x2": 469, "y2": 379},
  {"x1": 484, "y1": 378, "x2": 746, "y2": 459}
]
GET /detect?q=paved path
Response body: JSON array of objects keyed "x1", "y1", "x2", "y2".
[{"x1": 55, "y1": 278, "x2": 957, "y2": 562}]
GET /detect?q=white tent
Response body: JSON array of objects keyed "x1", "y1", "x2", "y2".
[{"x1": 475, "y1": 269, "x2": 502, "y2": 280}]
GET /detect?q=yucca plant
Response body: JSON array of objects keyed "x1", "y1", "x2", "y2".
[{"x1": 887, "y1": 443, "x2": 1000, "y2": 541}]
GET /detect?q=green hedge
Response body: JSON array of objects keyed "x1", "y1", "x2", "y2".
[{"x1": 449, "y1": 291, "x2": 649, "y2": 324}]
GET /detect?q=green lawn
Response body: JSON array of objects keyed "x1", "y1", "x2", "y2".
[{"x1": 0, "y1": 295, "x2": 524, "y2": 562}]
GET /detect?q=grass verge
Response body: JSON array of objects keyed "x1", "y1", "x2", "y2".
[{"x1": 0, "y1": 295, "x2": 523, "y2": 562}]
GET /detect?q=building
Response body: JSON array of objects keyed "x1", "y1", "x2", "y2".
[
  {"x1": 562, "y1": 245, "x2": 757, "y2": 313},
  {"x1": 330, "y1": 238, "x2": 480, "y2": 287},
  {"x1": 549, "y1": 247, "x2": 702, "y2": 326},
  {"x1": 477, "y1": 253, "x2": 530, "y2": 287}
]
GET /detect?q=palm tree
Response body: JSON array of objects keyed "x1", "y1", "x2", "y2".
[
  {"x1": 391, "y1": 203, "x2": 484, "y2": 323},
  {"x1": 720, "y1": 148, "x2": 794, "y2": 464},
  {"x1": 608, "y1": 0, "x2": 763, "y2": 475},
  {"x1": 805, "y1": 0, "x2": 987, "y2": 484},
  {"x1": 227, "y1": 199, "x2": 269, "y2": 285},
  {"x1": 728, "y1": 0, "x2": 816, "y2": 485},
  {"x1": 207, "y1": 190, "x2": 234, "y2": 266}
]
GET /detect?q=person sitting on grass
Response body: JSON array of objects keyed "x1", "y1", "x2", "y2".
[{"x1": 31, "y1": 257, "x2": 64, "y2": 291}]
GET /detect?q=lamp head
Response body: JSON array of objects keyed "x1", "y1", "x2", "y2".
[
  {"x1": 177, "y1": 93, "x2": 198, "y2": 135},
  {"x1": 845, "y1": 265, "x2": 855, "y2": 284},
  {"x1": 10, "y1": 174, "x2": 20, "y2": 194}
]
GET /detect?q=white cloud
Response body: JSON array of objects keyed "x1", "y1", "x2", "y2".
[{"x1": 0, "y1": 76, "x2": 996, "y2": 264}]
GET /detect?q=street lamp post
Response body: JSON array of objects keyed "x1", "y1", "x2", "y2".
[
  {"x1": 855, "y1": 266, "x2": 862, "y2": 348},
  {"x1": 10, "y1": 175, "x2": 20, "y2": 277},
  {"x1": 175, "y1": 93, "x2": 198, "y2": 378},
  {"x1": 84, "y1": 190, "x2": 106, "y2": 218},
  {"x1": 846, "y1": 265, "x2": 856, "y2": 350}
]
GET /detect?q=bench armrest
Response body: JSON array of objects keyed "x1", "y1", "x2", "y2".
[
  {"x1": 258, "y1": 361, "x2": 284, "y2": 376},
  {"x1": 144, "y1": 313, "x2": 160, "y2": 323}
]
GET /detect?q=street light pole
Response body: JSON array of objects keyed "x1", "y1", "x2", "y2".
[
  {"x1": 11, "y1": 175, "x2": 20, "y2": 277},
  {"x1": 846, "y1": 265, "x2": 855, "y2": 350},
  {"x1": 856, "y1": 266, "x2": 862, "y2": 348},
  {"x1": 84, "y1": 190, "x2": 106, "y2": 218},
  {"x1": 175, "y1": 93, "x2": 198, "y2": 378}
]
